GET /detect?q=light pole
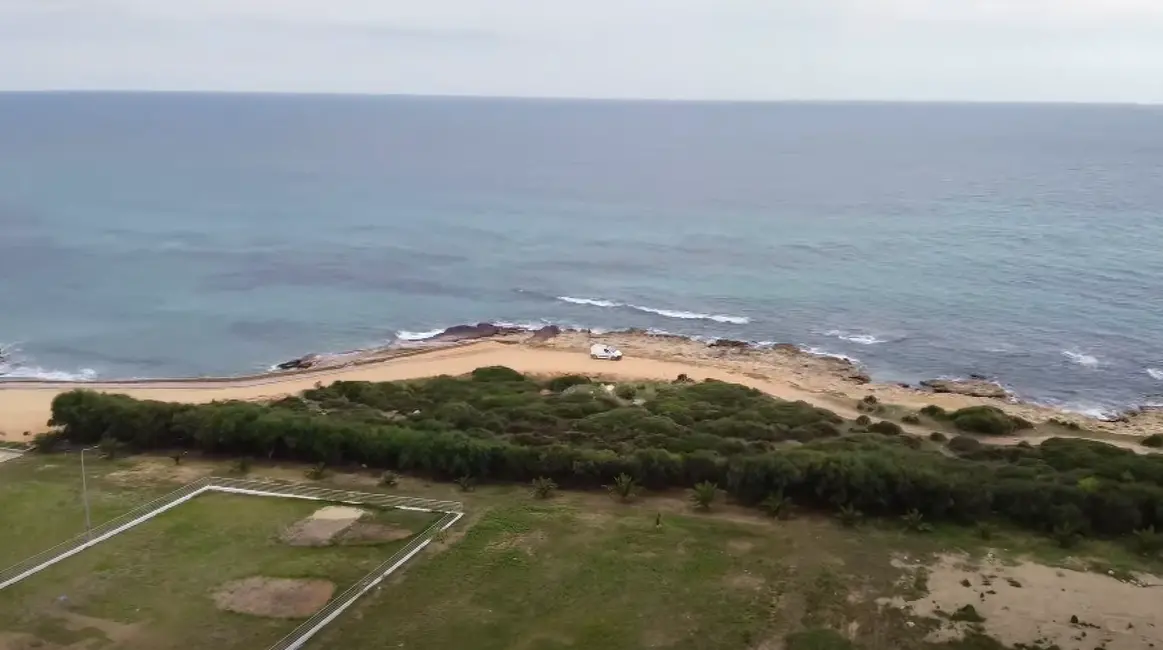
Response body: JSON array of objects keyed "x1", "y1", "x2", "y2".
[{"x1": 80, "y1": 446, "x2": 97, "y2": 538}]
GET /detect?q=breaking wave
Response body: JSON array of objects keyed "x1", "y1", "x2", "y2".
[
  {"x1": 1148, "y1": 368, "x2": 1163, "y2": 381},
  {"x1": 1062, "y1": 350, "x2": 1100, "y2": 367},
  {"x1": 555, "y1": 296, "x2": 749, "y2": 324},
  {"x1": 0, "y1": 345, "x2": 97, "y2": 381},
  {"x1": 820, "y1": 329, "x2": 888, "y2": 345}
]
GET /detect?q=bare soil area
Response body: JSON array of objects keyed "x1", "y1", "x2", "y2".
[
  {"x1": 279, "y1": 505, "x2": 366, "y2": 547},
  {"x1": 212, "y1": 578, "x2": 335, "y2": 619},
  {"x1": 882, "y1": 553, "x2": 1163, "y2": 650}
]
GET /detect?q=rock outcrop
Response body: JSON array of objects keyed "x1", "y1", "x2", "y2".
[
  {"x1": 528, "y1": 325, "x2": 562, "y2": 342},
  {"x1": 708, "y1": 339, "x2": 751, "y2": 349},
  {"x1": 920, "y1": 378, "x2": 1009, "y2": 399},
  {"x1": 275, "y1": 354, "x2": 320, "y2": 371},
  {"x1": 427, "y1": 322, "x2": 526, "y2": 343}
]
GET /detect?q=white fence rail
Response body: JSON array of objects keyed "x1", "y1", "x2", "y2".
[{"x1": 0, "y1": 476, "x2": 464, "y2": 650}]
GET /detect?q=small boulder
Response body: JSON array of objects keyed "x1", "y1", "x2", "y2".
[
  {"x1": 919, "y1": 378, "x2": 1009, "y2": 399},
  {"x1": 708, "y1": 339, "x2": 751, "y2": 349}
]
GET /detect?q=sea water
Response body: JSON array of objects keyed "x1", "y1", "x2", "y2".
[{"x1": 1, "y1": 93, "x2": 1161, "y2": 415}]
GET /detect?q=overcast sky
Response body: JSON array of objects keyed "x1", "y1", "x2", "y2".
[{"x1": 2, "y1": 0, "x2": 1162, "y2": 103}]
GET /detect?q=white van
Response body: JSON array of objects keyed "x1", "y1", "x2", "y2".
[{"x1": 589, "y1": 343, "x2": 623, "y2": 361}]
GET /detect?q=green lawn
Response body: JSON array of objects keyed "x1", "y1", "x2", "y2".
[{"x1": 0, "y1": 456, "x2": 439, "y2": 650}]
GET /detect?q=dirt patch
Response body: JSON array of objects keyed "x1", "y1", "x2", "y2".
[
  {"x1": 725, "y1": 572, "x2": 766, "y2": 591},
  {"x1": 0, "y1": 632, "x2": 62, "y2": 650},
  {"x1": 727, "y1": 539, "x2": 755, "y2": 553},
  {"x1": 106, "y1": 459, "x2": 211, "y2": 485},
  {"x1": 0, "y1": 611, "x2": 143, "y2": 650},
  {"x1": 487, "y1": 530, "x2": 548, "y2": 555},
  {"x1": 338, "y1": 522, "x2": 413, "y2": 545},
  {"x1": 213, "y1": 577, "x2": 335, "y2": 618},
  {"x1": 880, "y1": 553, "x2": 1163, "y2": 650},
  {"x1": 280, "y1": 505, "x2": 366, "y2": 546}
]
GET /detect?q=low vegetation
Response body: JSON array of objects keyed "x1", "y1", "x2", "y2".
[{"x1": 40, "y1": 368, "x2": 1163, "y2": 545}]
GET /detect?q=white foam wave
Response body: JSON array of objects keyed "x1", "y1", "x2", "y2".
[
  {"x1": 1147, "y1": 368, "x2": 1163, "y2": 381},
  {"x1": 0, "y1": 343, "x2": 98, "y2": 381},
  {"x1": 557, "y1": 296, "x2": 620, "y2": 308},
  {"x1": 1062, "y1": 350, "x2": 1100, "y2": 367},
  {"x1": 0, "y1": 363, "x2": 97, "y2": 381},
  {"x1": 395, "y1": 329, "x2": 445, "y2": 341},
  {"x1": 555, "y1": 296, "x2": 750, "y2": 324},
  {"x1": 821, "y1": 329, "x2": 887, "y2": 345},
  {"x1": 801, "y1": 346, "x2": 860, "y2": 364}
]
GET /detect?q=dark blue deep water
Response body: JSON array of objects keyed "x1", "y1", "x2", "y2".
[{"x1": 2, "y1": 93, "x2": 1162, "y2": 414}]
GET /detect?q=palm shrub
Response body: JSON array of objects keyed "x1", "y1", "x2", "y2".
[
  {"x1": 607, "y1": 473, "x2": 637, "y2": 502},
  {"x1": 232, "y1": 456, "x2": 253, "y2": 475},
  {"x1": 1132, "y1": 526, "x2": 1163, "y2": 557},
  {"x1": 98, "y1": 435, "x2": 126, "y2": 460},
  {"x1": 1053, "y1": 523, "x2": 1081, "y2": 549},
  {"x1": 760, "y1": 492, "x2": 793, "y2": 520},
  {"x1": 901, "y1": 508, "x2": 933, "y2": 533},
  {"x1": 690, "y1": 481, "x2": 718, "y2": 511},
  {"x1": 531, "y1": 477, "x2": 558, "y2": 499},
  {"x1": 455, "y1": 475, "x2": 476, "y2": 492},
  {"x1": 305, "y1": 462, "x2": 328, "y2": 480},
  {"x1": 838, "y1": 504, "x2": 862, "y2": 528},
  {"x1": 379, "y1": 470, "x2": 400, "y2": 487},
  {"x1": 31, "y1": 431, "x2": 63, "y2": 454}
]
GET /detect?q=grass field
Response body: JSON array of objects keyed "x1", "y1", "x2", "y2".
[
  {"x1": 0, "y1": 455, "x2": 439, "y2": 650},
  {"x1": 3, "y1": 452, "x2": 1162, "y2": 650}
]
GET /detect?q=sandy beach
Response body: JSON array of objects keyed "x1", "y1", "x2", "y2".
[{"x1": 1, "y1": 331, "x2": 1159, "y2": 445}]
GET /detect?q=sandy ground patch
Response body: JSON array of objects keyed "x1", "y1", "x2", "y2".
[
  {"x1": 727, "y1": 539, "x2": 755, "y2": 553},
  {"x1": 725, "y1": 572, "x2": 765, "y2": 591},
  {"x1": 881, "y1": 553, "x2": 1163, "y2": 650},
  {"x1": 280, "y1": 505, "x2": 366, "y2": 546},
  {"x1": 337, "y1": 522, "x2": 413, "y2": 545},
  {"x1": 0, "y1": 611, "x2": 142, "y2": 650},
  {"x1": 212, "y1": 577, "x2": 335, "y2": 618},
  {"x1": 0, "y1": 450, "x2": 20, "y2": 464},
  {"x1": 105, "y1": 460, "x2": 212, "y2": 485}
]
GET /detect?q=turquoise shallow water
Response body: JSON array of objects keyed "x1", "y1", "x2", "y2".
[{"x1": 1, "y1": 93, "x2": 1161, "y2": 415}]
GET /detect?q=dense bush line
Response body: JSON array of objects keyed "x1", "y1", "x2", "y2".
[{"x1": 44, "y1": 367, "x2": 1163, "y2": 542}]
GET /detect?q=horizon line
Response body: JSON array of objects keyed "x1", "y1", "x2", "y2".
[{"x1": 0, "y1": 89, "x2": 1159, "y2": 109}]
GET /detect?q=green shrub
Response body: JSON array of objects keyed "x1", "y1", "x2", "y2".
[
  {"x1": 532, "y1": 476, "x2": 557, "y2": 499},
  {"x1": 690, "y1": 481, "x2": 718, "y2": 511},
  {"x1": 929, "y1": 432, "x2": 947, "y2": 442},
  {"x1": 920, "y1": 404, "x2": 948, "y2": 419},
  {"x1": 837, "y1": 505, "x2": 862, "y2": 528},
  {"x1": 854, "y1": 415, "x2": 871, "y2": 426},
  {"x1": 868, "y1": 421, "x2": 904, "y2": 436},
  {"x1": 902, "y1": 508, "x2": 933, "y2": 533},
  {"x1": 470, "y1": 366, "x2": 528, "y2": 383},
  {"x1": 902, "y1": 413, "x2": 921, "y2": 424},
  {"x1": 546, "y1": 374, "x2": 592, "y2": 392},
  {"x1": 44, "y1": 370, "x2": 1163, "y2": 544},
  {"x1": 615, "y1": 384, "x2": 637, "y2": 400},
  {"x1": 608, "y1": 473, "x2": 638, "y2": 502},
  {"x1": 1132, "y1": 526, "x2": 1163, "y2": 556},
  {"x1": 948, "y1": 435, "x2": 983, "y2": 454},
  {"x1": 760, "y1": 491, "x2": 793, "y2": 520},
  {"x1": 1143, "y1": 434, "x2": 1163, "y2": 449},
  {"x1": 951, "y1": 406, "x2": 1020, "y2": 435}
]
